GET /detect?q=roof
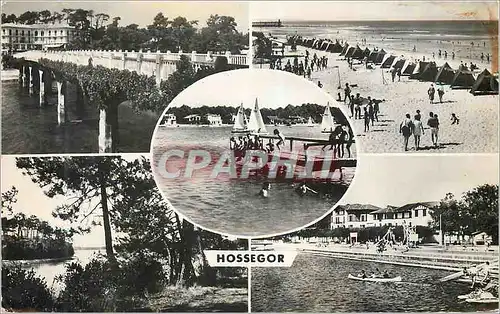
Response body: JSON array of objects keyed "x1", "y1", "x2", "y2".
[
  {"x1": 1, "y1": 22, "x2": 73, "y2": 29},
  {"x1": 336, "y1": 204, "x2": 381, "y2": 213},
  {"x1": 371, "y1": 205, "x2": 398, "y2": 214},
  {"x1": 184, "y1": 114, "x2": 200, "y2": 118},
  {"x1": 395, "y1": 202, "x2": 439, "y2": 213}
]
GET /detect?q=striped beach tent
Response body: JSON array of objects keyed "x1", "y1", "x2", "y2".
[
  {"x1": 351, "y1": 46, "x2": 365, "y2": 59},
  {"x1": 327, "y1": 41, "x2": 343, "y2": 53},
  {"x1": 392, "y1": 58, "x2": 406, "y2": 70},
  {"x1": 401, "y1": 61, "x2": 416, "y2": 76},
  {"x1": 450, "y1": 70, "x2": 475, "y2": 89},
  {"x1": 345, "y1": 46, "x2": 356, "y2": 58},
  {"x1": 320, "y1": 41, "x2": 329, "y2": 50},
  {"x1": 362, "y1": 47, "x2": 371, "y2": 59},
  {"x1": 368, "y1": 50, "x2": 379, "y2": 63},
  {"x1": 374, "y1": 49, "x2": 386, "y2": 64},
  {"x1": 381, "y1": 55, "x2": 396, "y2": 68},
  {"x1": 470, "y1": 69, "x2": 499, "y2": 95},
  {"x1": 340, "y1": 43, "x2": 350, "y2": 56},
  {"x1": 434, "y1": 62, "x2": 455, "y2": 84},
  {"x1": 410, "y1": 61, "x2": 429, "y2": 79}
]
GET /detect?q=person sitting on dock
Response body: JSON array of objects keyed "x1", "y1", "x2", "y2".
[
  {"x1": 295, "y1": 182, "x2": 318, "y2": 197},
  {"x1": 266, "y1": 140, "x2": 275, "y2": 154},
  {"x1": 322, "y1": 125, "x2": 343, "y2": 153},
  {"x1": 273, "y1": 129, "x2": 285, "y2": 150}
]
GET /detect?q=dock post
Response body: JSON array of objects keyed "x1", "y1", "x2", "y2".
[
  {"x1": 56, "y1": 81, "x2": 66, "y2": 125},
  {"x1": 28, "y1": 66, "x2": 34, "y2": 94},
  {"x1": 98, "y1": 105, "x2": 118, "y2": 153}
]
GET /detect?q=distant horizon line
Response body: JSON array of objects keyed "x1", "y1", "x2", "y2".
[{"x1": 253, "y1": 19, "x2": 498, "y2": 23}]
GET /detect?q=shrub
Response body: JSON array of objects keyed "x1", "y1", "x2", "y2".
[{"x1": 1, "y1": 264, "x2": 54, "y2": 311}]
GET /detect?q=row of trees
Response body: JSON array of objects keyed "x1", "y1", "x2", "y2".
[
  {"x1": 430, "y1": 184, "x2": 498, "y2": 245},
  {"x1": 167, "y1": 103, "x2": 346, "y2": 125},
  {"x1": 2, "y1": 9, "x2": 249, "y2": 53},
  {"x1": 1, "y1": 187, "x2": 76, "y2": 260}
]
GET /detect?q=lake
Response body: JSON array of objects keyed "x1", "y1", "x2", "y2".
[
  {"x1": 152, "y1": 125, "x2": 357, "y2": 237},
  {"x1": 251, "y1": 253, "x2": 498, "y2": 312}
]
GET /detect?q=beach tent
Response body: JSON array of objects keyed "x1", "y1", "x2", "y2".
[
  {"x1": 351, "y1": 46, "x2": 365, "y2": 59},
  {"x1": 304, "y1": 39, "x2": 313, "y2": 48},
  {"x1": 340, "y1": 44, "x2": 350, "y2": 56},
  {"x1": 392, "y1": 59, "x2": 406, "y2": 70},
  {"x1": 320, "y1": 41, "x2": 329, "y2": 50},
  {"x1": 434, "y1": 63, "x2": 455, "y2": 84},
  {"x1": 450, "y1": 70, "x2": 476, "y2": 89},
  {"x1": 470, "y1": 69, "x2": 499, "y2": 95},
  {"x1": 368, "y1": 50, "x2": 379, "y2": 63},
  {"x1": 419, "y1": 62, "x2": 438, "y2": 82},
  {"x1": 374, "y1": 49, "x2": 387, "y2": 64},
  {"x1": 410, "y1": 61, "x2": 429, "y2": 79},
  {"x1": 400, "y1": 61, "x2": 416, "y2": 76},
  {"x1": 312, "y1": 39, "x2": 319, "y2": 49},
  {"x1": 381, "y1": 55, "x2": 396, "y2": 68},
  {"x1": 362, "y1": 48, "x2": 371, "y2": 59},
  {"x1": 327, "y1": 41, "x2": 343, "y2": 53},
  {"x1": 345, "y1": 46, "x2": 356, "y2": 58}
]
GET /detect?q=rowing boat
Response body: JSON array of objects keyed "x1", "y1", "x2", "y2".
[
  {"x1": 465, "y1": 297, "x2": 498, "y2": 304},
  {"x1": 348, "y1": 274, "x2": 402, "y2": 282}
]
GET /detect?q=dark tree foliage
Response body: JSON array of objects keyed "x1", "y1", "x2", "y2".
[{"x1": 2, "y1": 264, "x2": 55, "y2": 311}]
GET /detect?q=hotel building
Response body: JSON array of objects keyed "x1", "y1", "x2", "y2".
[{"x1": 1, "y1": 23, "x2": 75, "y2": 53}]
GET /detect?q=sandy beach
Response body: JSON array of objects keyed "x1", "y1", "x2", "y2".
[{"x1": 255, "y1": 33, "x2": 498, "y2": 154}]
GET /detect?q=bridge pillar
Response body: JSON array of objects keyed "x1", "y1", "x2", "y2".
[
  {"x1": 137, "y1": 52, "x2": 143, "y2": 73},
  {"x1": 76, "y1": 84, "x2": 85, "y2": 120},
  {"x1": 38, "y1": 69, "x2": 46, "y2": 106},
  {"x1": 18, "y1": 65, "x2": 24, "y2": 85},
  {"x1": 122, "y1": 51, "x2": 127, "y2": 70},
  {"x1": 98, "y1": 106, "x2": 118, "y2": 153},
  {"x1": 155, "y1": 52, "x2": 163, "y2": 88},
  {"x1": 28, "y1": 66, "x2": 34, "y2": 94},
  {"x1": 57, "y1": 81, "x2": 67, "y2": 125}
]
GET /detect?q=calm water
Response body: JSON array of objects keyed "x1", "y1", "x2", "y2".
[
  {"x1": 5, "y1": 249, "x2": 101, "y2": 295},
  {"x1": 252, "y1": 254, "x2": 499, "y2": 312},
  {"x1": 152, "y1": 126, "x2": 356, "y2": 237},
  {"x1": 1, "y1": 81, "x2": 158, "y2": 154}
]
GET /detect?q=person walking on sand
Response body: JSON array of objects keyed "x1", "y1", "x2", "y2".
[
  {"x1": 416, "y1": 109, "x2": 422, "y2": 121},
  {"x1": 427, "y1": 84, "x2": 436, "y2": 104},
  {"x1": 437, "y1": 85, "x2": 445, "y2": 103},
  {"x1": 427, "y1": 112, "x2": 439, "y2": 147},
  {"x1": 344, "y1": 83, "x2": 351, "y2": 103},
  {"x1": 400, "y1": 113, "x2": 413, "y2": 151},
  {"x1": 412, "y1": 114, "x2": 425, "y2": 150},
  {"x1": 363, "y1": 107, "x2": 370, "y2": 132}
]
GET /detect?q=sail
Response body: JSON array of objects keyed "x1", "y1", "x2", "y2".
[
  {"x1": 307, "y1": 117, "x2": 314, "y2": 125},
  {"x1": 321, "y1": 102, "x2": 335, "y2": 131},
  {"x1": 247, "y1": 98, "x2": 268, "y2": 134},
  {"x1": 233, "y1": 103, "x2": 246, "y2": 131}
]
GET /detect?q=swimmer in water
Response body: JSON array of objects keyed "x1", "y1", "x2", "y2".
[
  {"x1": 258, "y1": 182, "x2": 271, "y2": 198},
  {"x1": 295, "y1": 182, "x2": 318, "y2": 197}
]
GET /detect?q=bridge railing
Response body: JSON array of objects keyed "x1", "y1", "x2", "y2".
[{"x1": 15, "y1": 49, "x2": 249, "y2": 84}]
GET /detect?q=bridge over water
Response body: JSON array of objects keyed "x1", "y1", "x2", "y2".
[{"x1": 12, "y1": 49, "x2": 249, "y2": 153}]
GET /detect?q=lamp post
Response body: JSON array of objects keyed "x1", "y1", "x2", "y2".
[{"x1": 439, "y1": 214, "x2": 443, "y2": 247}]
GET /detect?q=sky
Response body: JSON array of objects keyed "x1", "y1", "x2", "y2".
[
  {"x1": 340, "y1": 154, "x2": 499, "y2": 208},
  {"x1": 2, "y1": 1, "x2": 249, "y2": 31},
  {"x1": 251, "y1": 1, "x2": 498, "y2": 21},
  {"x1": 169, "y1": 68, "x2": 342, "y2": 110}
]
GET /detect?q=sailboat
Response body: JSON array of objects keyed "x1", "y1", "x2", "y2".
[
  {"x1": 246, "y1": 98, "x2": 268, "y2": 135},
  {"x1": 231, "y1": 103, "x2": 249, "y2": 133},
  {"x1": 321, "y1": 102, "x2": 336, "y2": 133},
  {"x1": 306, "y1": 117, "x2": 315, "y2": 127}
]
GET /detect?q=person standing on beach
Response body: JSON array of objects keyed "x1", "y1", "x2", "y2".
[
  {"x1": 451, "y1": 113, "x2": 460, "y2": 125},
  {"x1": 427, "y1": 84, "x2": 436, "y2": 104},
  {"x1": 391, "y1": 68, "x2": 397, "y2": 82},
  {"x1": 373, "y1": 101, "x2": 380, "y2": 122},
  {"x1": 367, "y1": 99, "x2": 375, "y2": 126},
  {"x1": 412, "y1": 114, "x2": 425, "y2": 150},
  {"x1": 400, "y1": 113, "x2": 413, "y2": 151},
  {"x1": 344, "y1": 83, "x2": 351, "y2": 103},
  {"x1": 363, "y1": 107, "x2": 370, "y2": 132},
  {"x1": 318, "y1": 81, "x2": 323, "y2": 88},
  {"x1": 444, "y1": 51, "x2": 448, "y2": 59},
  {"x1": 416, "y1": 110, "x2": 421, "y2": 121},
  {"x1": 437, "y1": 85, "x2": 445, "y2": 103},
  {"x1": 427, "y1": 112, "x2": 439, "y2": 147},
  {"x1": 349, "y1": 93, "x2": 358, "y2": 118}
]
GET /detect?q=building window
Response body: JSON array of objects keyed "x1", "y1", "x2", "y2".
[
  {"x1": 35, "y1": 31, "x2": 38, "y2": 36},
  {"x1": 423, "y1": 209, "x2": 427, "y2": 216},
  {"x1": 21, "y1": 30, "x2": 24, "y2": 35},
  {"x1": 15, "y1": 30, "x2": 18, "y2": 35},
  {"x1": 49, "y1": 31, "x2": 51, "y2": 35},
  {"x1": 360, "y1": 225, "x2": 365, "y2": 228},
  {"x1": 41, "y1": 31, "x2": 44, "y2": 36},
  {"x1": 9, "y1": 30, "x2": 12, "y2": 35},
  {"x1": 415, "y1": 210, "x2": 418, "y2": 217}
]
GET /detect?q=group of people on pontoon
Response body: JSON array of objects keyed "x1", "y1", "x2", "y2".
[
  {"x1": 357, "y1": 269, "x2": 391, "y2": 279},
  {"x1": 258, "y1": 181, "x2": 318, "y2": 199},
  {"x1": 229, "y1": 129, "x2": 286, "y2": 157},
  {"x1": 321, "y1": 124, "x2": 355, "y2": 158}
]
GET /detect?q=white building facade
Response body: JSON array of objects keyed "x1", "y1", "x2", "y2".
[
  {"x1": 206, "y1": 114, "x2": 222, "y2": 126},
  {"x1": 2, "y1": 23, "x2": 75, "y2": 53}
]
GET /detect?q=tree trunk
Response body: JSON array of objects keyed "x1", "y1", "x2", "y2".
[
  {"x1": 98, "y1": 170, "x2": 114, "y2": 261},
  {"x1": 174, "y1": 213, "x2": 196, "y2": 287}
]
